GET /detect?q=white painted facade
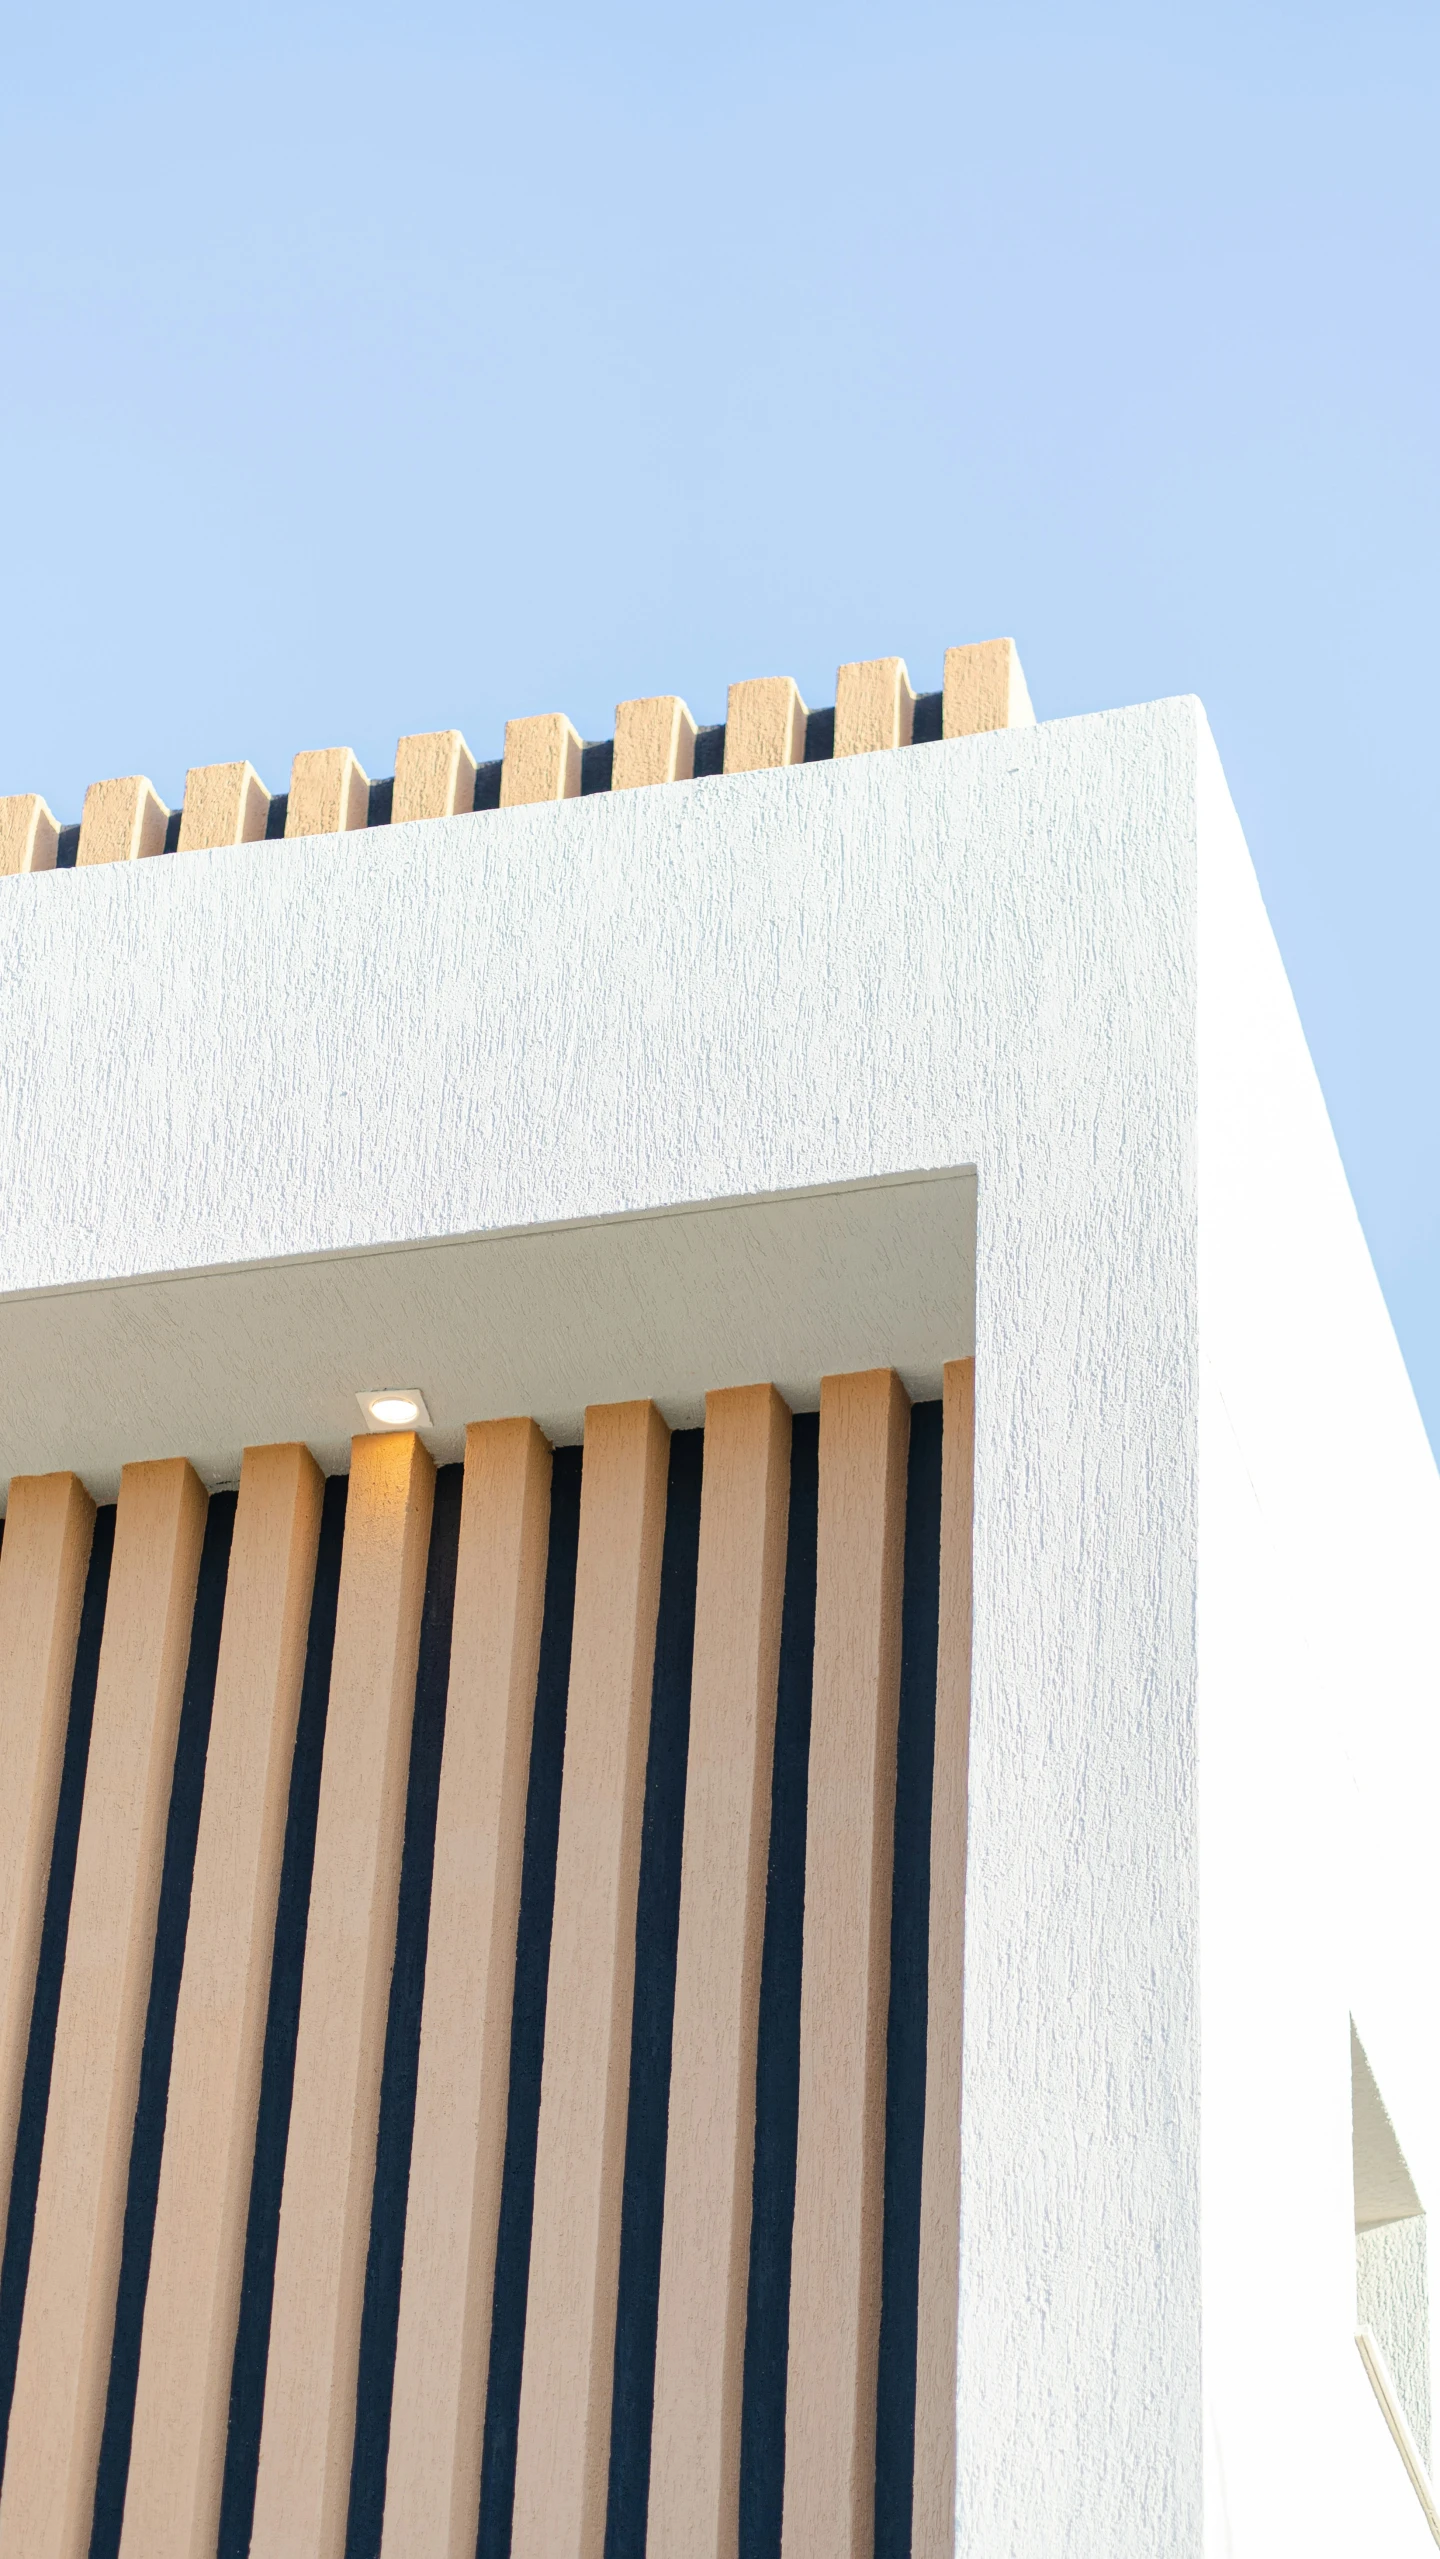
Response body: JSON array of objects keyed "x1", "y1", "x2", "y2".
[{"x1": 1, "y1": 696, "x2": 1434, "y2": 2552}]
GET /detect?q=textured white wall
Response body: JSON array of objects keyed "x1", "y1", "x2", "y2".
[
  {"x1": 1, "y1": 700, "x2": 1433, "y2": 2550},
  {"x1": 1358, "y1": 2220, "x2": 1430, "y2": 2465},
  {"x1": 1196, "y1": 735, "x2": 1440, "y2": 2556}
]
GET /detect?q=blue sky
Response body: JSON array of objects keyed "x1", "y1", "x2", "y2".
[{"x1": 4, "y1": 1, "x2": 1437, "y2": 1439}]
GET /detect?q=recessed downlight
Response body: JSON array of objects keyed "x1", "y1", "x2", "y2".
[{"x1": 357, "y1": 1387, "x2": 432, "y2": 1432}]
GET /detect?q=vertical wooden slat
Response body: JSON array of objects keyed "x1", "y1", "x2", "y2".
[
  {"x1": 781, "y1": 1368, "x2": 909, "y2": 2559},
  {"x1": 247, "y1": 1430, "x2": 434, "y2": 2559},
  {"x1": 0, "y1": 793, "x2": 60, "y2": 874},
  {"x1": 723, "y1": 677, "x2": 807, "y2": 774},
  {"x1": 500, "y1": 713, "x2": 583, "y2": 808},
  {"x1": 510, "y1": 1399, "x2": 670, "y2": 2559},
  {"x1": 76, "y1": 775, "x2": 169, "y2": 866},
  {"x1": 0, "y1": 1458, "x2": 207, "y2": 2559},
  {"x1": 0, "y1": 1474, "x2": 96, "y2": 2243},
  {"x1": 392, "y1": 729, "x2": 478, "y2": 824},
  {"x1": 245, "y1": 1433, "x2": 434, "y2": 2548},
  {"x1": 612, "y1": 695, "x2": 697, "y2": 789},
  {"x1": 648, "y1": 1385, "x2": 791, "y2": 2559},
  {"x1": 913, "y1": 1358, "x2": 975, "y2": 2559},
  {"x1": 118, "y1": 1443, "x2": 324, "y2": 2559},
  {"x1": 833, "y1": 659, "x2": 915, "y2": 758},
  {"x1": 285, "y1": 747, "x2": 370, "y2": 839},
  {"x1": 177, "y1": 760, "x2": 272, "y2": 853},
  {"x1": 380, "y1": 1418, "x2": 552, "y2": 2559},
  {"x1": 941, "y1": 639, "x2": 1034, "y2": 738}
]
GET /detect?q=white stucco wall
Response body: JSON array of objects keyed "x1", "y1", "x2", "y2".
[
  {"x1": 1, "y1": 699, "x2": 1434, "y2": 2551},
  {"x1": 1196, "y1": 734, "x2": 1440, "y2": 2555}
]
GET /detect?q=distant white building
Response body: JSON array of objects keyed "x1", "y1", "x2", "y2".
[{"x1": 0, "y1": 646, "x2": 1433, "y2": 2558}]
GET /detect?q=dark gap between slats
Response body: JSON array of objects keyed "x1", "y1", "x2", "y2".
[
  {"x1": 604, "y1": 1428, "x2": 704, "y2": 2559},
  {"x1": 738, "y1": 1409, "x2": 819, "y2": 2559},
  {"x1": 875, "y1": 1399, "x2": 943, "y2": 2559},
  {"x1": 345, "y1": 1464, "x2": 464, "y2": 2559},
  {"x1": 217, "y1": 1470, "x2": 348, "y2": 2559},
  {"x1": 90, "y1": 1492, "x2": 237, "y2": 2559},
  {"x1": 911, "y1": 692, "x2": 943, "y2": 744},
  {"x1": 476, "y1": 1444, "x2": 583, "y2": 2559},
  {"x1": 0, "y1": 1505, "x2": 115, "y2": 2487}
]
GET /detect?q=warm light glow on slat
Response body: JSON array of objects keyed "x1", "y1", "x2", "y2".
[
  {"x1": 381, "y1": 1418, "x2": 552, "y2": 2559},
  {"x1": 248, "y1": 1430, "x2": 435, "y2": 2559}
]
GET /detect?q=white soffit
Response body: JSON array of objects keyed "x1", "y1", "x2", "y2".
[{"x1": 0, "y1": 1166, "x2": 976, "y2": 1504}]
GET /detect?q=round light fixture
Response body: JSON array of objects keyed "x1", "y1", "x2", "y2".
[{"x1": 369, "y1": 1394, "x2": 421, "y2": 1427}]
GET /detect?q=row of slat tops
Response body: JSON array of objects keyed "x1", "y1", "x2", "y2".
[{"x1": 0, "y1": 638, "x2": 1033, "y2": 875}]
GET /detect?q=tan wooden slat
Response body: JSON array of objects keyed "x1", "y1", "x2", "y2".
[
  {"x1": 648, "y1": 1384, "x2": 791, "y2": 2559},
  {"x1": 248, "y1": 1430, "x2": 434, "y2": 2559},
  {"x1": 511, "y1": 1399, "x2": 670, "y2": 2559},
  {"x1": 782, "y1": 1367, "x2": 909, "y2": 2559},
  {"x1": 381, "y1": 1418, "x2": 552, "y2": 2559},
  {"x1": 177, "y1": 760, "x2": 272, "y2": 852},
  {"x1": 833, "y1": 659, "x2": 915, "y2": 758},
  {"x1": 285, "y1": 747, "x2": 370, "y2": 839},
  {"x1": 723, "y1": 677, "x2": 807, "y2": 774},
  {"x1": 500, "y1": 712, "x2": 583, "y2": 807},
  {"x1": 0, "y1": 1474, "x2": 96, "y2": 2244},
  {"x1": 0, "y1": 793, "x2": 60, "y2": 874},
  {"x1": 119, "y1": 1443, "x2": 324, "y2": 2559},
  {"x1": 0, "y1": 1458, "x2": 207, "y2": 2559},
  {"x1": 941, "y1": 639, "x2": 1034, "y2": 738},
  {"x1": 612, "y1": 695, "x2": 697, "y2": 789},
  {"x1": 76, "y1": 774, "x2": 169, "y2": 865},
  {"x1": 913, "y1": 1358, "x2": 976, "y2": 2559},
  {"x1": 393, "y1": 729, "x2": 478, "y2": 824}
]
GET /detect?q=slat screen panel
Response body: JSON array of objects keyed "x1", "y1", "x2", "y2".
[{"x1": 0, "y1": 1376, "x2": 959, "y2": 2559}]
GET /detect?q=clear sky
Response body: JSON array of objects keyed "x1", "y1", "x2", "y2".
[{"x1": 4, "y1": 2, "x2": 1437, "y2": 1441}]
